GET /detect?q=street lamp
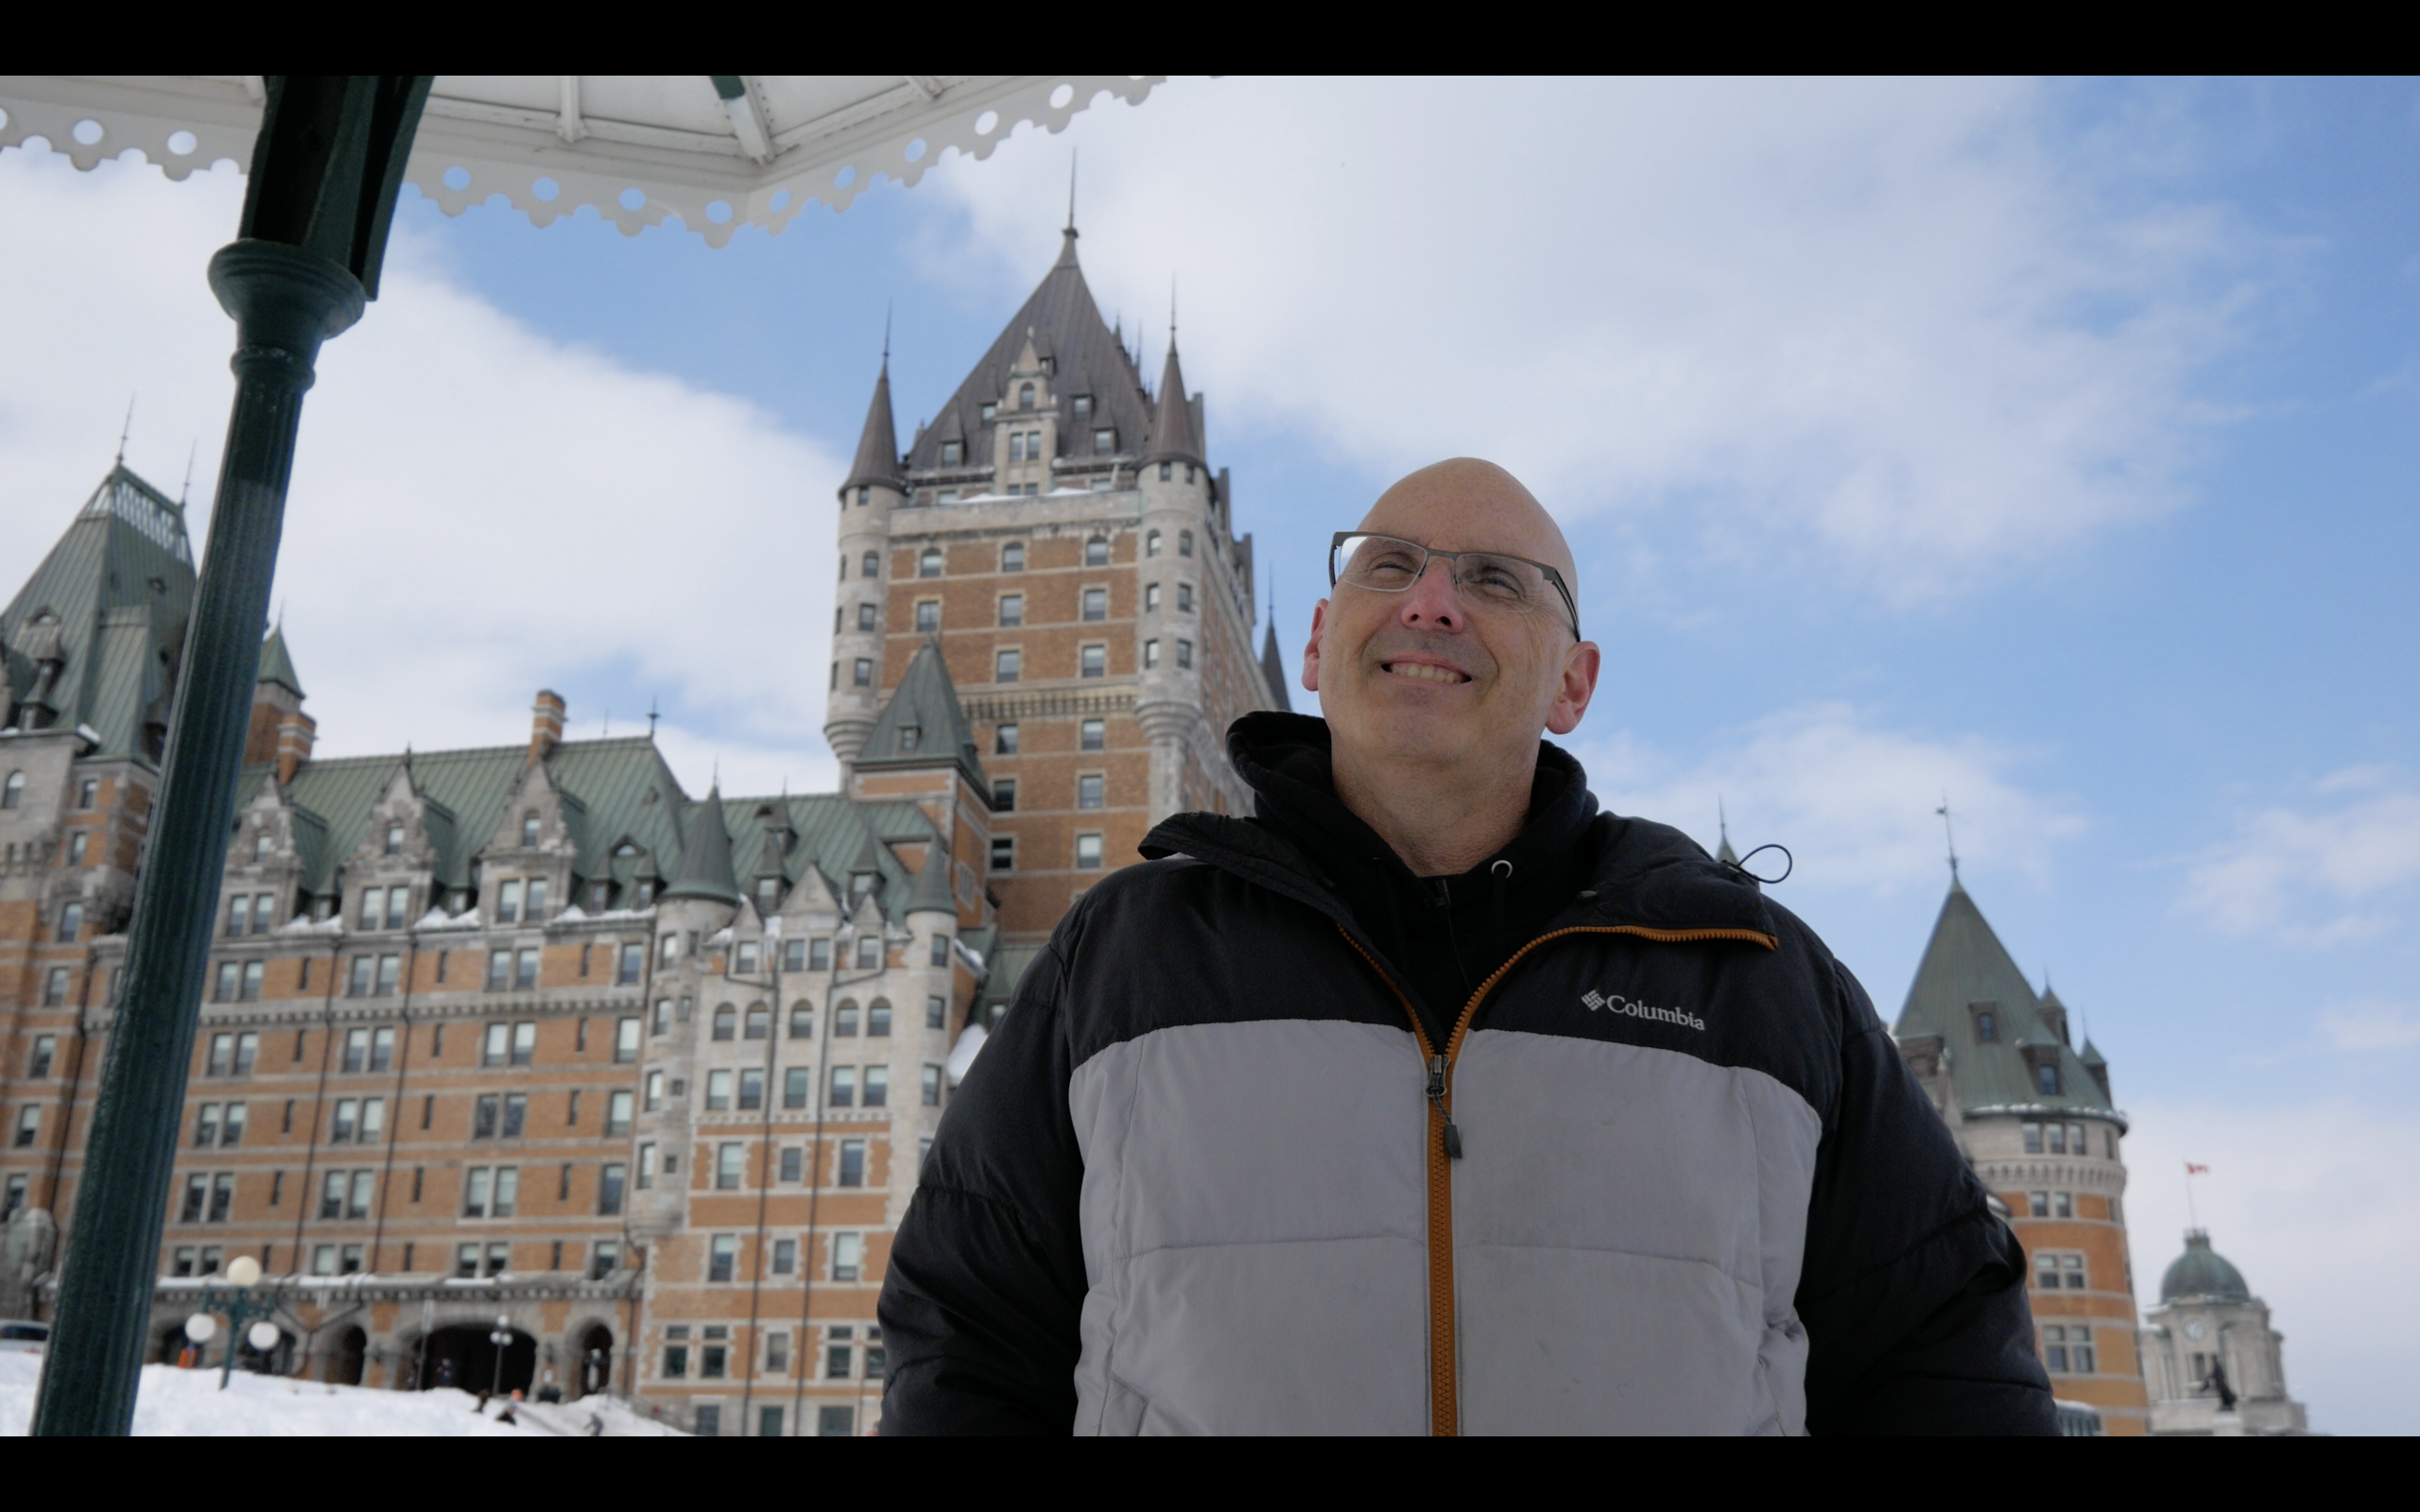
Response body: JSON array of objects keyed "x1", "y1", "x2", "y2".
[
  {"x1": 184, "y1": 1254, "x2": 279, "y2": 1390},
  {"x1": 489, "y1": 1314, "x2": 513, "y2": 1399}
]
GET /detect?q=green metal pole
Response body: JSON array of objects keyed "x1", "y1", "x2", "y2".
[{"x1": 30, "y1": 76, "x2": 427, "y2": 1436}]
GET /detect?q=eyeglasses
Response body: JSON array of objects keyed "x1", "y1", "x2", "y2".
[{"x1": 1329, "y1": 533, "x2": 1581, "y2": 640}]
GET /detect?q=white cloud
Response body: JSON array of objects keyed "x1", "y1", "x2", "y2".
[
  {"x1": 1570, "y1": 702, "x2": 2083, "y2": 894},
  {"x1": 2179, "y1": 766, "x2": 2420, "y2": 943},
  {"x1": 2122, "y1": 1096, "x2": 2420, "y2": 1435},
  {"x1": 921, "y1": 77, "x2": 2254, "y2": 599},
  {"x1": 2315, "y1": 999, "x2": 2420, "y2": 1054},
  {"x1": 0, "y1": 146, "x2": 842, "y2": 800}
]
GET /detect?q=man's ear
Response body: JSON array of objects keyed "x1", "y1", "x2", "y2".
[
  {"x1": 1303, "y1": 598, "x2": 1330, "y2": 693},
  {"x1": 1545, "y1": 639, "x2": 1600, "y2": 736}
]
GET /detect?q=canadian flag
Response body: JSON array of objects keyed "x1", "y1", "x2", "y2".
[{"x1": 2186, "y1": 1162, "x2": 2211, "y2": 1175}]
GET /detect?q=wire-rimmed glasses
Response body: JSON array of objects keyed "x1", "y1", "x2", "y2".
[{"x1": 1329, "y1": 533, "x2": 1581, "y2": 640}]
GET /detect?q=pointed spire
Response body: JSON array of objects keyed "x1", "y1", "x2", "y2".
[
  {"x1": 1716, "y1": 799, "x2": 1739, "y2": 867},
  {"x1": 256, "y1": 624, "x2": 305, "y2": 698},
  {"x1": 1142, "y1": 320, "x2": 1203, "y2": 468},
  {"x1": 1936, "y1": 793, "x2": 1961, "y2": 885},
  {"x1": 1259, "y1": 613, "x2": 1291, "y2": 713},
  {"x1": 841, "y1": 352, "x2": 907, "y2": 496},
  {"x1": 661, "y1": 786, "x2": 741, "y2": 904},
  {"x1": 115, "y1": 394, "x2": 133, "y2": 466},
  {"x1": 907, "y1": 845, "x2": 957, "y2": 916}
]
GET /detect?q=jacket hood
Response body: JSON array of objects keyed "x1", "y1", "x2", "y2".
[{"x1": 1143, "y1": 712, "x2": 1777, "y2": 947}]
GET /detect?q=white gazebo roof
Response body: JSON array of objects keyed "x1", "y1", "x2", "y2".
[{"x1": 0, "y1": 75, "x2": 1162, "y2": 245}]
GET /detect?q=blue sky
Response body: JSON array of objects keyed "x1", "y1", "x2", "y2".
[{"x1": 4, "y1": 77, "x2": 2415, "y2": 1431}]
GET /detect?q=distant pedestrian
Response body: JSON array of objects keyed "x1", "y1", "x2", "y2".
[
  {"x1": 496, "y1": 1390, "x2": 520, "y2": 1426},
  {"x1": 475, "y1": 1389, "x2": 491, "y2": 1414},
  {"x1": 436, "y1": 1356, "x2": 458, "y2": 1389},
  {"x1": 537, "y1": 1366, "x2": 562, "y2": 1403}
]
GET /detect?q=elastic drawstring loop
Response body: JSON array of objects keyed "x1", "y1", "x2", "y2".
[{"x1": 1489, "y1": 859, "x2": 1512, "y2": 962}]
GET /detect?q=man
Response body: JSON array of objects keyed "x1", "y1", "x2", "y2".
[{"x1": 880, "y1": 459, "x2": 2053, "y2": 1435}]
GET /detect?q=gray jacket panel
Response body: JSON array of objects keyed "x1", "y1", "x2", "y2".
[{"x1": 1067, "y1": 1018, "x2": 1818, "y2": 1435}]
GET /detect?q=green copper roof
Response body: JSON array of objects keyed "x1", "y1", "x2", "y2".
[
  {"x1": 1893, "y1": 878, "x2": 2115, "y2": 1116},
  {"x1": 256, "y1": 625, "x2": 304, "y2": 697},
  {"x1": 662, "y1": 784, "x2": 741, "y2": 904},
  {"x1": 2161, "y1": 1230, "x2": 2251, "y2": 1303},
  {"x1": 856, "y1": 637, "x2": 987, "y2": 790},
  {"x1": 3, "y1": 465, "x2": 196, "y2": 757}
]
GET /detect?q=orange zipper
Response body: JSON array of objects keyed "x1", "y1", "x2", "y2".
[{"x1": 1335, "y1": 919, "x2": 1778, "y2": 1436}]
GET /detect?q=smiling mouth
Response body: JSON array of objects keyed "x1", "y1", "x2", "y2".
[{"x1": 1381, "y1": 661, "x2": 1469, "y2": 685}]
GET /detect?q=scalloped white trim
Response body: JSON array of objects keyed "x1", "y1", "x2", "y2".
[{"x1": 0, "y1": 75, "x2": 1164, "y2": 249}]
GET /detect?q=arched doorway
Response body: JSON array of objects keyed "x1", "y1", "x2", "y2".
[
  {"x1": 327, "y1": 1325, "x2": 368, "y2": 1385},
  {"x1": 574, "y1": 1324, "x2": 614, "y2": 1400},
  {"x1": 417, "y1": 1323, "x2": 535, "y2": 1396}
]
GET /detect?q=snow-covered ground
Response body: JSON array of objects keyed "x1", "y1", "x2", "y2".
[{"x1": 0, "y1": 1352, "x2": 683, "y2": 1435}]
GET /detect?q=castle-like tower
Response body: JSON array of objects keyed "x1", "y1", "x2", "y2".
[
  {"x1": 824, "y1": 225, "x2": 1288, "y2": 945},
  {"x1": 2140, "y1": 1228, "x2": 2311, "y2": 1435},
  {"x1": 1892, "y1": 876, "x2": 2153, "y2": 1435}
]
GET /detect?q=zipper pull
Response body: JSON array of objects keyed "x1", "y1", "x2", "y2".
[{"x1": 1427, "y1": 1054, "x2": 1463, "y2": 1160}]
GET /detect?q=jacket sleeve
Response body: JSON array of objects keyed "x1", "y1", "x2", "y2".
[
  {"x1": 877, "y1": 931, "x2": 1089, "y2": 1435},
  {"x1": 1796, "y1": 956, "x2": 2058, "y2": 1435}
]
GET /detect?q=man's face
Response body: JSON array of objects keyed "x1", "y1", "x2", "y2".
[{"x1": 1305, "y1": 459, "x2": 1599, "y2": 772}]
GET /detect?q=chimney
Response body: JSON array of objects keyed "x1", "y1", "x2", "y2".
[
  {"x1": 275, "y1": 712, "x2": 317, "y2": 785},
  {"x1": 528, "y1": 690, "x2": 566, "y2": 765}
]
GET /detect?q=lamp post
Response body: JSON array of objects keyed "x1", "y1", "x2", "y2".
[
  {"x1": 488, "y1": 1314, "x2": 513, "y2": 1400},
  {"x1": 184, "y1": 1254, "x2": 283, "y2": 1389}
]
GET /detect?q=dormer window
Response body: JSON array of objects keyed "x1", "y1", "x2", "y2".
[
  {"x1": 1018, "y1": 384, "x2": 1034, "y2": 410},
  {"x1": 1073, "y1": 395, "x2": 1092, "y2": 420},
  {"x1": 1972, "y1": 1003, "x2": 1998, "y2": 1043},
  {"x1": 634, "y1": 881, "x2": 655, "y2": 908},
  {"x1": 254, "y1": 833, "x2": 272, "y2": 862},
  {"x1": 899, "y1": 725, "x2": 922, "y2": 752},
  {"x1": 978, "y1": 403, "x2": 996, "y2": 425},
  {"x1": 851, "y1": 872, "x2": 875, "y2": 900},
  {"x1": 1094, "y1": 428, "x2": 1115, "y2": 455},
  {"x1": 521, "y1": 812, "x2": 540, "y2": 848},
  {"x1": 591, "y1": 881, "x2": 612, "y2": 912},
  {"x1": 757, "y1": 877, "x2": 779, "y2": 916},
  {"x1": 614, "y1": 841, "x2": 638, "y2": 859},
  {"x1": 498, "y1": 879, "x2": 522, "y2": 925},
  {"x1": 384, "y1": 823, "x2": 404, "y2": 855},
  {"x1": 941, "y1": 440, "x2": 963, "y2": 465}
]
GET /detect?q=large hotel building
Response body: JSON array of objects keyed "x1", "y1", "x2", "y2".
[{"x1": 0, "y1": 228, "x2": 1286, "y2": 1435}]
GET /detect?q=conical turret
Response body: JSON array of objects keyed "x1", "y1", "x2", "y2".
[
  {"x1": 1142, "y1": 336, "x2": 1203, "y2": 469},
  {"x1": 840, "y1": 357, "x2": 906, "y2": 498},
  {"x1": 662, "y1": 786, "x2": 741, "y2": 904},
  {"x1": 1259, "y1": 615, "x2": 1291, "y2": 713}
]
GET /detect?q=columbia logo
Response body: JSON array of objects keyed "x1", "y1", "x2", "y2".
[{"x1": 1582, "y1": 988, "x2": 1706, "y2": 1031}]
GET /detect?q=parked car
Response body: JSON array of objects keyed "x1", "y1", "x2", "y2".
[{"x1": 0, "y1": 1320, "x2": 48, "y2": 1354}]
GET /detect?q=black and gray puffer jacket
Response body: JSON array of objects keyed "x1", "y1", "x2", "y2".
[{"x1": 880, "y1": 714, "x2": 2053, "y2": 1435}]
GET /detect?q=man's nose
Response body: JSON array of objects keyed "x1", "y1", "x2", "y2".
[{"x1": 1397, "y1": 557, "x2": 1464, "y2": 631}]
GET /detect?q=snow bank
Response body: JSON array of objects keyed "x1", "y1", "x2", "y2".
[{"x1": 0, "y1": 1352, "x2": 682, "y2": 1436}]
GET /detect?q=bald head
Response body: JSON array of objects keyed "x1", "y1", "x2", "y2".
[{"x1": 1357, "y1": 457, "x2": 1579, "y2": 595}]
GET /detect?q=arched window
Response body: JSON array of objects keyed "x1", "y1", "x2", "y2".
[
  {"x1": 861, "y1": 551, "x2": 880, "y2": 578},
  {"x1": 3, "y1": 771, "x2": 24, "y2": 809},
  {"x1": 1085, "y1": 537, "x2": 1109, "y2": 567},
  {"x1": 1146, "y1": 528, "x2": 1161, "y2": 557},
  {"x1": 1000, "y1": 541, "x2": 1025, "y2": 572},
  {"x1": 1018, "y1": 383, "x2": 1035, "y2": 410},
  {"x1": 834, "y1": 1000, "x2": 860, "y2": 1038},
  {"x1": 867, "y1": 998, "x2": 893, "y2": 1037},
  {"x1": 745, "y1": 1005, "x2": 769, "y2": 1040},
  {"x1": 712, "y1": 1004, "x2": 736, "y2": 1041},
  {"x1": 57, "y1": 902, "x2": 82, "y2": 943}
]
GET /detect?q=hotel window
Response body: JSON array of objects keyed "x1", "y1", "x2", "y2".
[
  {"x1": 589, "y1": 1240, "x2": 619, "y2": 1280},
  {"x1": 856, "y1": 601, "x2": 878, "y2": 632},
  {"x1": 705, "y1": 1070, "x2": 733, "y2": 1110},
  {"x1": 525, "y1": 878, "x2": 546, "y2": 919},
  {"x1": 383, "y1": 823, "x2": 403, "y2": 855},
  {"x1": 1001, "y1": 541, "x2": 1025, "y2": 572},
  {"x1": 833, "y1": 1231, "x2": 864, "y2": 1282},
  {"x1": 998, "y1": 593, "x2": 1023, "y2": 627},
  {"x1": 1081, "y1": 587, "x2": 1108, "y2": 621},
  {"x1": 229, "y1": 894, "x2": 251, "y2": 936},
  {"x1": 783, "y1": 937, "x2": 808, "y2": 972},
  {"x1": 57, "y1": 902, "x2": 81, "y2": 943},
  {"x1": 925, "y1": 994, "x2": 946, "y2": 1029},
  {"x1": 1147, "y1": 529, "x2": 1162, "y2": 557},
  {"x1": 829, "y1": 1066, "x2": 856, "y2": 1108},
  {"x1": 1073, "y1": 395, "x2": 1093, "y2": 420},
  {"x1": 474, "y1": 1094, "x2": 499, "y2": 1139},
  {"x1": 345, "y1": 956, "x2": 372, "y2": 997},
  {"x1": 836, "y1": 1001, "x2": 859, "y2": 1037},
  {"x1": 661, "y1": 1329, "x2": 689, "y2": 1377},
  {"x1": 2041, "y1": 1324, "x2": 2094, "y2": 1374},
  {"x1": 332, "y1": 1099, "x2": 359, "y2": 1143},
  {"x1": 462, "y1": 1167, "x2": 492, "y2": 1217},
  {"x1": 784, "y1": 1068, "x2": 810, "y2": 1110},
  {"x1": 2035, "y1": 1251, "x2": 2086, "y2": 1290},
  {"x1": 923, "y1": 1065, "x2": 944, "y2": 1107},
  {"x1": 863, "y1": 1067, "x2": 890, "y2": 1108},
  {"x1": 1145, "y1": 582, "x2": 1161, "y2": 613},
  {"x1": 1080, "y1": 718, "x2": 1105, "y2": 751},
  {"x1": 1973, "y1": 1005, "x2": 1997, "y2": 1042},
  {"x1": 78, "y1": 777, "x2": 99, "y2": 807},
  {"x1": 1178, "y1": 582, "x2": 1195, "y2": 612},
  {"x1": 1077, "y1": 833, "x2": 1104, "y2": 869},
  {"x1": 607, "y1": 1091, "x2": 634, "y2": 1136},
  {"x1": 2028, "y1": 1191, "x2": 2049, "y2": 1217},
  {"x1": 386, "y1": 885, "x2": 408, "y2": 929},
  {"x1": 27, "y1": 1036, "x2": 54, "y2": 1079},
  {"x1": 514, "y1": 950, "x2": 539, "y2": 991},
  {"x1": 501, "y1": 1093, "x2": 526, "y2": 1138},
  {"x1": 992, "y1": 778, "x2": 1016, "y2": 813},
  {"x1": 1080, "y1": 644, "x2": 1105, "y2": 678},
  {"x1": 1159, "y1": 461, "x2": 1172, "y2": 481},
  {"x1": 930, "y1": 934, "x2": 951, "y2": 969},
  {"x1": 216, "y1": 962, "x2": 242, "y2": 1002},
  {"x1": 372, "y1": 1026, "x2": 396, "y2": 1072},
  {"x1": 15, "y1": 1106, "x2": 43, "y2": 1148},
  {"x1": 854, "y1": 658, "x2": 873, "y2": 687},
  {"x1": 377, "y1": 954, "x2": 400, "y2": 995},
  {"x1": 1079, "y1": 774, "x2": 1105, "y2": 810},
  {"x1": 995, "y1": 648, "x2": 1021, "y2": 683},
  {"x1": 1018, "y1": 384, "x2": 1035, "y2": 410},
  {"x1": 738, "y1": 1068, "x2": 765, "y2": 1110},
  {"x1": 915, "y1": 600, "x2": 941, "y2": 632},
  {"x1": 510, "y1": 1020, "x2": 536, "y2": 1063},
  {"x1": 2053, "y1": 1191, "x2": 2073, "y2": 1218},
  {"x1": 789, "y1": 1004, "x2": 815, "y2": 1039},
  {"x1": 708, "y1": 1234, "x2": 737, "y2": 1283},
  {"x1": 1177, "y1": 639, "x2": 1193, "y2": 669},
  {"x1": 990, "y1": 836, "x2": 1014, "y2": 872},
  {"x1": 1007, "y1": 431, "x2": 1025, "y2": 461},
  {"x1": 599, "y1": 1161, "x2": 626, "y2": 1215},
  {"x1": 868, "y1": 1001, "x2": 891, "y2": 1038},
  {"x1": 994, "y1": 723, "x2": 1019, "y2": 755},
  {"x1": 2037, "y1": 1062, "x2": 2062, "y2": 1096},
  {"x1": 717, "y1": 1143, "x2": 744, "y2": 1191},
  {"x1": 1179, "y1": 530, "x2": 1194, "y2": 557},
  {"x1": 0, "y1": 771, "x2": 16, "y2": 807},
  {"x1": 1144, "y1": 639, "x2": 1160, "y2": 670},
  {"x1": 69, "y1": 832, "x2": 89, "y2": 866},
  {"x1": 645, "y1": 1071, "x2": 665, "y2": 1111},
  {"x1": 498, "y1": 879, "x2": 522, "y2": 924},
  {"x1": 856, "y1": 932, "x2": 882, "y2": 969},
  {"x1": 940, "y1": 439, "x2": 963, "y2": 466},
  {"x1": 2023, "y1": 1122, "x2": 2043, "y2": 1154},
  {"x1": 1085, "y1": 537, "x2": 1110, "y2": 567},
  {"x1": 735, "y1": 940, "x2": 760, "y2": 974},
  {"x1": 1094, "y1": 427, "x2": 1115, "y2": 455},
  {"x1": 615, "y1": 1016, "x2": 640, "y2": 1062},
  {"x1": 919, "y1": 547, "x2": 943, "y2": 578},
  {"x1": 861, "y1": 550, "x2": 880, "y2": 577}
]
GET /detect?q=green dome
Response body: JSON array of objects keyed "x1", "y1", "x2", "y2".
[{"x1": 2160, "y1": 1230, "x2": 2250, "y2": 1303}]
